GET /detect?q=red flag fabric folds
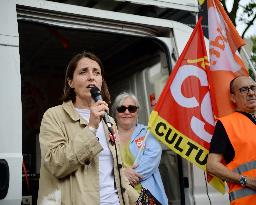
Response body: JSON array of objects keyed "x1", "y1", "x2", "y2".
[
  {"x1": 208, "y1": 0, "x2": 249, "y2": 117},
  {"x1": 148, "y1": 17, "x2": 225, "y2": 193}
]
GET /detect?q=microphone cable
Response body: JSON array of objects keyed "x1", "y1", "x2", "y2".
[
  {"x1": 90, "y1": 86, "x2": 126, "y2": 205},
  {"x1": 110, "y1": 129, "x2": 126, "y2": 205},
  {"x1": 204, "y1": 171, "x2": 212, "y2": 205}
]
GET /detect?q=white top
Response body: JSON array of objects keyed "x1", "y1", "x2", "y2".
[{"x1": 75, "y1": 108, "x2": 120, "y2": 205}]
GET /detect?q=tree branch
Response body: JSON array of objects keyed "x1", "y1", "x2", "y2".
[
  {"x1": 229, "y1": 0, "x2": 240, "y2": 26},
  {"x1": 222, "y1": 0, "x2": 228, "y2": 14},
  {"x1": 242, "y1": 14, "x2": 256, "y2": 38}
]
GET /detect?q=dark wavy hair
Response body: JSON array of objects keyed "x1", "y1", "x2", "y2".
[{"x1": 62, "y1": 51, "x2": 111, "y2": 104}]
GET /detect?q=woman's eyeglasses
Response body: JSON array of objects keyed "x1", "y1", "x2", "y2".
[{"x1": 117, "y1": 105, "x2": 138, "y2": 113}]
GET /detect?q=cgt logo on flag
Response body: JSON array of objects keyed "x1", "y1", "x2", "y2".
[
  {"x1": 135, "y1": 136, "x2": 145, "y2": 149},
  {"x1": 170, "y1": 60, "x2": 214, "y2": 144},
  {"x1": 148, "y1": 17, "x2": 225, "y2": 193},
  {"x1": 149, "y1": 56, "x2": 214, "y2": 169},
  {"x1": 148, "y1": 17, "x2": 215, "y2": 169}
]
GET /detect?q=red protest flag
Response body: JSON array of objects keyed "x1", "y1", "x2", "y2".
[
  {"x1": 148, "y1": 17, "x2": 225, "y2": 193},
  {"x1": 207, "y1": 0, "x2": 249, "y2": 118}
]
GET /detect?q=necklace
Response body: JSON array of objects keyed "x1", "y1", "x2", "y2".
[{"x1": 249, "y1": 113, "x2": 256, "y2": 122}]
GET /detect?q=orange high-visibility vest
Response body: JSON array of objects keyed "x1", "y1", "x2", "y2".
[{"x1": 220, "y1": 112, "x2": 256, "y2": 205}]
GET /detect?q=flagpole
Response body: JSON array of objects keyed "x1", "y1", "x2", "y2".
[
  {"x1": 241, "y1": 46, "x2": 256, "y2": 78},
  {"x1": 133, "y1": 129, "x2": 150, "y2": 165}
]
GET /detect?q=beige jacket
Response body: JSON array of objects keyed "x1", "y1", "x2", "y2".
[{"x1": 37, "y1": 101, "x2": 138, "y2": 205}]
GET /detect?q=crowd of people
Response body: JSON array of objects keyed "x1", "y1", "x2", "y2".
[
  {"x1": 37, "y1": 51, "x2": 168, "y2": 205},
  {"x1": 37, "y1": 51, "x2": 256, "y2": 205}
]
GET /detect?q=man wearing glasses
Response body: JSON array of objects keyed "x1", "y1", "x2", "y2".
[{"x1": 207, "y1": 76, "x2": 256, "y2": 205}]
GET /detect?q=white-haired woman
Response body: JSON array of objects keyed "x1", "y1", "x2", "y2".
[{"x1": 112, "y1": 92, "x2": 168, "y2": 205}]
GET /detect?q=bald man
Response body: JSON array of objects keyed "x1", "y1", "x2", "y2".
[{"x1": 207, "y1": 76, "x2": 256, "y2": 205}]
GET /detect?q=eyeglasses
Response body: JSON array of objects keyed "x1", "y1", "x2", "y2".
[
  {"x1": 238, "y1": 85, "x2": 256, "y2": 94},
  {"x1": 116, "y1": 105, "x2": 138, "y2": 113}
]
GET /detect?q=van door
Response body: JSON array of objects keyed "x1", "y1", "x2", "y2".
[{"x1": 0, "y1": 1, "x2": 22, "y2": 204}]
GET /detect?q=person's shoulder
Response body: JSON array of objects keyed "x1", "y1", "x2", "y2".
[
  {"x1": 44, "y1": 104, "x2": 63, "y2": 115},
  {"x1": 219, "y1": 112, "x2": 242, "y2": 122},
  {"x1": 219, "y1": 112, "x2": 233, "y2": 119},
  {"x1": 136, "y1": 123, "x2": 147, "y2": 131},
  {"x1": 40, "y1": 104, "x2": 65, "y2": 126},
  {"x1": 42, "y1": 103, "x2": 67, "y2": 121},
  {"x1": 132, "y1": 124, "x2": 148, "y2": 138}
]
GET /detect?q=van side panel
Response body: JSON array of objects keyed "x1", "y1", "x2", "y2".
[
  {"x1": 0, "y1": 1, "x2": 22, "y2": 204},
  {"x1": 193, "y1": 167, "x2": 229, "y2": 204}
]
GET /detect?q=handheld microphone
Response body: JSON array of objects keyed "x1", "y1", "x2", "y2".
[
  {"x1": 90, "y1": 87, "x2": 125, "y2": 204},
  {"x1": 90, "y1": 86, "x2": 115, "y2": 142}
]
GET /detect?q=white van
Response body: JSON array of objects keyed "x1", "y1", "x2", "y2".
[{"x1": 0, "y1": 0, "x2": 229, "y2": 204}]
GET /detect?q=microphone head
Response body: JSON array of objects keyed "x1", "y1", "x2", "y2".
[{"x1": 90, "y1": 86, "x2": 102, "y2": 101}]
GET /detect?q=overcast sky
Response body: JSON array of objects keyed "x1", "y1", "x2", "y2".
[{"x1": 226, "y1": 0, "x2": 256, "y2": 38}]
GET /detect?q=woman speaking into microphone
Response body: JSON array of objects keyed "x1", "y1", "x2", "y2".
[{"x1": 37, "y1": 51, "x2": 138, "y2": 205}]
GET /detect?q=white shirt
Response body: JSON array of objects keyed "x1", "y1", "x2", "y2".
[{"x1": 75, "y1": 108, "x2": 120, "y2": 205}]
